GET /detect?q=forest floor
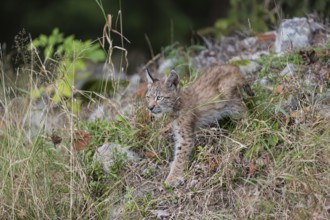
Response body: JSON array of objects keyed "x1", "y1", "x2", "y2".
[{"x1": 1, "y1": 18, "x2": 330, "y2": 219}]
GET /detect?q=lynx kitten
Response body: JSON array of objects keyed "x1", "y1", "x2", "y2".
[{"x1": 146, "y1": 64, "x2": 254, "y2": 186}]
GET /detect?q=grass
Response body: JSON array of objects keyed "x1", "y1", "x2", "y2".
[{"x1": 1, "y1": 24, "x2": 330, "y2": 220}]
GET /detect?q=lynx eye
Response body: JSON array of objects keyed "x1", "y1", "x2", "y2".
[{"x1": 156, "y1": 96, "x2": 164, "y2": 101}]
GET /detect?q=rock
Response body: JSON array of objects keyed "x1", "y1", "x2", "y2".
[
  {"x1": 158, "y1": 59, "x2": 175, "y2": 74},
  {"x1": 283, "y1": 95, "x2": 298, "y2": 112},
  {"x1": 186, "y1": 179, "x2": 199, "y2": 189},
  {"x1": 313, "y1": 93, "x2": 330, "y2": 119},
  {"x1": 121, "y1": 75, "x2": 141, "y2": 98},
  {"x1": 241, "y1": 36, "x2": 258, "y2": 48},
  {"x1": 191, "y1": 31, "x2": 273, "y2": 71},
  {"x1": 275, "y1": 18, "x2": 312, "y2": 53},
  {"x1": 315, "y1": 105, "x2": 330, "y2": 119},
  {"x1": 86, "y1": 75, "x2": 142, "y2": 122},
  {"x1": 0, "y1": 97, "x2": 71, "y2": 140},
  {"x1": 191, "y1": 49, "x2": 220, "y2": 70},
  {"x1": 88, "y1": 105, "x2": 107, "y2": 121},
  {"x1": 304, "y1": 68, "x2": 321, "y2": 87},
  {"x1": 257, "y1": 76, "x2": 274, "y2": 90},
  {"x1": 93, "y1": 142, "x2": 139, "y2": 173},
  {"x1": 75, "y1": 62, "x2": 127, "y2": 90},
  {"x1": 320, "y1": 93, "x2": 330, "y2": 105},
  {"x1": 280, "y1": 64, "x2": 297, "y2": 77},
  {"x1": 150, "y1": 210, "x2": 170, "y2": 219},
  {"x1": 234, "y1": 60, "x2": 261, "y2": 76}
]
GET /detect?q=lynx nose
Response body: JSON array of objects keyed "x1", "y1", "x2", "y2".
[{"x1": 147, "y1": 105, "x2": 155, "y2": 111}]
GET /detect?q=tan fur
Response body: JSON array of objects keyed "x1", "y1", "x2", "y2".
[{"x1": 146, "y1": 64, "x2": 253, "y2": 186}]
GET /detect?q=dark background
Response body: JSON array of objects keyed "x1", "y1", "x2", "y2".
[
  {"x1": 1, "y1": 0, "x2": 330, "y2": 71},
  {"x1": 0, "y1": 0, "x2": 227, "y2": 53}
]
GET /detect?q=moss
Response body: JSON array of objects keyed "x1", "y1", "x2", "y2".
[{"x1": 230, "y1": 59, "x2": 251, "y2": 67}]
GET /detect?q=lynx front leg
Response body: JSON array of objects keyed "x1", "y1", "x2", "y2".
[{"x1": 165, "y1": 118, "x2": 194, "y2": 187}]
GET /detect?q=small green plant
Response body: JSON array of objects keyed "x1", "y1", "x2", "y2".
[
  {"x1": 30, "y1": 28, "x2": 106, "y2": 112},
  {"x1": 85, "y1": 116, "x2": 143, "y2": 148},
  {"x1": 258, "y1": 52, "x2": 303, "y2": 76},
  {"x1": 198, "y1": 0, "x2": 276, "y2": 37},
  {"x1": 161, "y1": 43, "x2": 204, "y2": 79}
]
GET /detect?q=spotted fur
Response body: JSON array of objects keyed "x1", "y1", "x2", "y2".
[{"x1": 146, "y1": 64, "x2": 253, "y2": 186}]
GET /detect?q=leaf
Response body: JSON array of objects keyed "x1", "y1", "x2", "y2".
[
  {"x1": 299, "y1": 50, "x2": 318, "y2": 65},
  {"x1": 215, "y1": 19, "x2": 229, "y2": 30},
  {"x1": 248, "y1": 161, "x2": 256, "y2": 178},
  {"x1": 257, "y1": 32, "x2": 276, "y2": 41},
  {"x1": 275, "y1": 84, "x2": 284, "y2": 95},
  {"x1": 88, "y1": 50, "x2": 106, "y2": 62},
  {"x1": 209, "y1": 158, "x2": 219, "y2": 172},
  {"x1": 267, "y1": 135, "x2": 279, "y2": 147},
  {"x1": 18, "y1": 210, "x2": 27, "y2": 219},
  {"x1": 145, "y1": 151, "x2": 157, "y2": 158},
  {"x1": 52, "y1": 93, "x2": 61, "y2": 103},
  {"x1": 290, "y1": 111, "x2": 298, "y2": 118},
  {"x1": 57, "y1": 80, "x2": 72, "y2": 98},
  {"x1": 51, "y1": 133, "x2": 62, "y2": 146},
  {"x1": 73, "y1": 131, "x2": 92, "y2": 151},
  {"x1": 0, "y1": 117, "x2": 5, "y2": 130},
  {"x1": 30, "y1": 86, "x2": 45, "y2": 99},
  {"x1": 66, "y1": 99, "x2": 82, "y2": 114}
]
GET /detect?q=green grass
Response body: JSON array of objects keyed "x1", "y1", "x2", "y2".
[{"x1": 1, "y1": 31, "x2": 330, "y2": 220}]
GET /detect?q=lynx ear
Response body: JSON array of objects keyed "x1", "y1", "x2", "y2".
[
  {"x1": 166, "y1": 69, "x2": 179, "y2": 89},
  {"x1": 146, "y1": 69, "x2": 156, "y2": 85}
]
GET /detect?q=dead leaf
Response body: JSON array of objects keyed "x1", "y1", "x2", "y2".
[
  {"x1": 275, "y1": 84, "x2": 284, "y2": 95},
  {"x1": 261, "y1": 151, "x2": 270, "y2": 166},
  {"x1": 73, "y1": 131, "x2": 92, "y2": 151},
  {"x1": 150, "y1": 209, "x2": 170, "y2": 219},
  {"x1": 45, "y1": 84, "x2": 56, "y2": 96},
  {"x1": 209, "y1": 157, "x2": 219, "y2": 173},
  {"x1": 290, "y1": 111, "x2": 298, "y2": 118},
  {"x1": 299, "y1": 50, "x2": 318, "y2": 65},
  {"x1": 272, "y1": 113, "x2": 288, "y2": 126},
  {"x1": 145, "y1": 151, "x2": 157, "y2": 158},
  {"x1": 51, "y1": 133, "x2": 62, "y2": 146},
  {"x1": 257, "y1": 32, "x2": 276, "y2": 41},
  {"x1": 248, "y1": 161, "x2": 256, "y2": 178},
  {"x1": 0, "y1": 117, "x2": 5, "y2": 130},
  {"x1": 18, "y1": 209, "x2": 27, "y2": 219}
]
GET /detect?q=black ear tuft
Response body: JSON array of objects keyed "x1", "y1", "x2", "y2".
[
  {"x1": 166, "y1": 69, "x2": 179, "y2": 89},
  {"x1": 146, "y1": 69, "x2": 156, "y2": 84}
]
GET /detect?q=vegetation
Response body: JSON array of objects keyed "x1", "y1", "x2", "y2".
[
  {"x1": 210, "y1": 0, "x2": 330, "y2": 37},
  {"x1": 1, "y1": 4, "x2": 330, "y2": 220},
  {"x1": 3, "y1": 0, "x2": 330, "y2": 61}
]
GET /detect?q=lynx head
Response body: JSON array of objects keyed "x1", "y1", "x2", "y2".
[{"x1": 145, "y1": 69, "x2": 180, "y2": 117}]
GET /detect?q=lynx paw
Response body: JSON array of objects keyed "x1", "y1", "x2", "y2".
[{"x1": 165, "y1": 174, "x2": 184, "y2": 187}]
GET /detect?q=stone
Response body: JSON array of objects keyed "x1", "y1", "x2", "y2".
[
  {"x1": 316, "y1": 105, "x2": 330, "y2": 119},
  {"x1": 237, "y1": 60, "x2": 261, "y2": 76},
  {"x1": 275, "y1": 18, "x2": 312, "y2": 53},
  {"x1": 93, "y1": 142, "x2": 139, "y2": 173},
  {"x1": 280, "y1": 64, "x2": 297, "y2": 77},
  {"x1": 283, "y1": 94, "x2": 298, "y2": 112},
  {"x1": 258, "y1": 76, "x2": 274, "y2": 90},
  {"x1": 158, "y1": 59, "x2": 175, "y2": 74}
]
